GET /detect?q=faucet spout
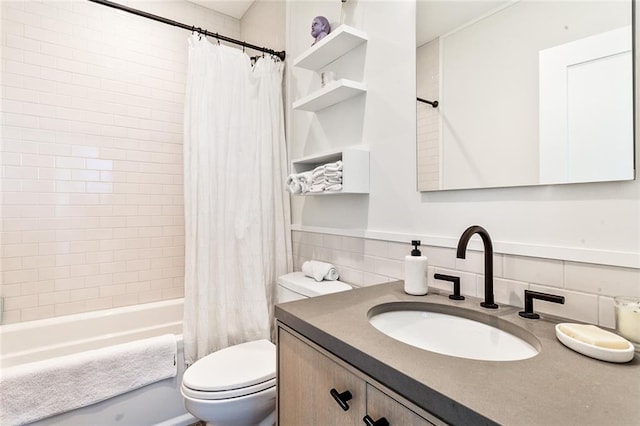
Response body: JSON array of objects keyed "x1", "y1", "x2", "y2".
[{"x1": 456, "y1": 225, "x2": 498, "y2": 309}]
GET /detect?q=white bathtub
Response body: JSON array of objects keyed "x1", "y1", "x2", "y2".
[{"x1": 0, "y1": 299, "x2": 197, "y2": 426}]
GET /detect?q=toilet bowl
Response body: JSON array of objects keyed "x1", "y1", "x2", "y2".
[
  {"x1": 181, "y1": 272, "x2": 351, "y2": 426},
  {"x1": 181, "y1": 339, "x2": 276, "y2": 426}
]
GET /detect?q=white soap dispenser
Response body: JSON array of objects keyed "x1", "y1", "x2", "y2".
[{"x1": 404, "y1": 240, "x2": 428, "y2": 295}]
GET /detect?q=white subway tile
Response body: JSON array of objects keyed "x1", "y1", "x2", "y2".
[
  {"x1": 84, "y1": 297, "x2": 114, "y2": 312},
  {"x1": 4, "y1": 294, "x2": 38, "y2": 310},
  {"x1": 1, "y1": 20, "x2": 25, "y2": 38},
  {"x1": 364, "y1": 239, "x2": 388, "y2": 258},
  {"x1": 492, "y1": 278, "x2": 529, "y2": 308},
  {"x1": 4, "y1": 59, "x2": 40, "y2": 78},
  {"x1": 21, "y1": 280, "x2": 54, "y2": 296},
  {"x1": 1, "y1": 284, "x2": 21, "y2": 298},
  {"x1": 20, "y1": 305, "x2": 55, "y2": 322},
  {"x1": 54, "y1": 301, "x2": 85, "y2": 316},
  {"x1": 2, "y1": 269, "x2": 38, "y2": 284},
  {"x1": 23, "y1": 50, "x2": 57, "y2": 68},
  {"x1": 598, "y1": 296, "x2": 616, "y2": 329},
  {"x1": 362, "y1": 272, "x2": 391, "y2": 287},
  {"x1": 503, "y1": 255, "x2": 564, "y2": 287},
  {"x1": 21, "y1": 255, "x2": 55, "y2": 270},
  {"x1": 3, "y1": 112, "x2": 39, "y2": 128},
  {"x1": 564, "y1": 262, "x2": 640, "y2": 297},
  {"x1": 54, "y1": 277, "x2": 85, "y2": 291},
  {"x1": 529, "y1": 284, "x2": 598, "y2": 324},
  {"x1": 5, "y1": 34, "x2": 41, "y2": 52},
  {"x1": 3, "y1": 86, "x2": 40, "y2": 103}
]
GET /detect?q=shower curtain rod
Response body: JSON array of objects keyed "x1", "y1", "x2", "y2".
[
  {"x1": 417, "y1": 97, "x2": 439, "y2": 108},
  {"x1": 87, "y1": 0, "x2": 286, "y2": 61}
]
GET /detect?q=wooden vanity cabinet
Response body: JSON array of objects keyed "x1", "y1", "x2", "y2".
[
  {"x1": 277, "y1": 325, "x2": 440, "y2": 426},
  {"x1": 365, "y1": 384, "x2": 435, "y2": 426}
]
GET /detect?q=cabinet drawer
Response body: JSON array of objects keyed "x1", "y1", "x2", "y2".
[
  {"x1": 278, "y1": 328, "x2": 366, "y2": 425},
  {"x1": 366, "y1": 384, "x2": 435, "y2": 426}
]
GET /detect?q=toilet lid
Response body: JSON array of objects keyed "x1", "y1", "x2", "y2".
[
  {"x1": 278, "y1": 272, "x2": 351, "y2": 297},
  {"x1": 183, "y1": 339, "x2": 276, "y2": 392}
]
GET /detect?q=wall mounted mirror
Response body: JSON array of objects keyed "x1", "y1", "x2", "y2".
[{"x1": 416, "y1": 0, "x2": 634, "y2": 191}]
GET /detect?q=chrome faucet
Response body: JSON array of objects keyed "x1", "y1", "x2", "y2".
[{"x1": 456, "y1": 225, "x2": 498, "y2": 309}]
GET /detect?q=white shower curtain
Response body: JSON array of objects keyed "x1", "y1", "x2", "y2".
[{"x1": 183, "y1": 36, "x2": 292, "y2": 365}]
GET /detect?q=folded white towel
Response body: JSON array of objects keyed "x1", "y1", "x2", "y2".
[
  {"x1": 325, "y1": 183, "x2": 343, "y2": 192},
  {"x1": 0, "y1": 334, "x2": 177, "y2": 426},
  {"x1": 324, "y1": 160, "x2": 343, "y2": 172},
  {"x1": 323, "y1": 176, "x2": 342, "y2": 184},
  {"x1": 302, "y1": 260, "x2": 340, "y2": 282},
  {"x1": 308, "y1": 183, "x2": 325, "y2": 193},
  {"x1": 324, "y1": 170, "x2": 343, "y2": 179},
  {"x1": 312, "y1": 165, "x2": 325, "y2": 180}
]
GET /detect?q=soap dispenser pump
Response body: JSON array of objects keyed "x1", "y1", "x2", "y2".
[{"x1": 404, "y1": 240, "x2": 428, "y2": 295}]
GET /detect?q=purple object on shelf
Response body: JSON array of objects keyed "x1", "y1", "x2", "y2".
[{"x1": 311, "y1": 16, "x2": 331, "y2": 45}]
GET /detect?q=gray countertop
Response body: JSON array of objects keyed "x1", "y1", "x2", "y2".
[{"x1": 275, "y1": 281, "x2": 640, "y2": 426}]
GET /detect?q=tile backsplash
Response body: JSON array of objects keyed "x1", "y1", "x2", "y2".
[{"x1": 292, "y1": 230, "x2": 640, "y2": 328}]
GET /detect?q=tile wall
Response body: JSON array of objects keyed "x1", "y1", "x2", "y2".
[
  {"x1": 292, "y1": 230, "x2": 640, "y2": 328},
  {"x1": 416, "y1": 39, "x2": 439, "y2": 191},
  {"x1": 0, "y1": 1, "x2": 238, "y2": 324}
]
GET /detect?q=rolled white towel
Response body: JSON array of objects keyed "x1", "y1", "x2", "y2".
[
  {"x1": 285, "y1": 171, "x2": 313, "y2": 194},
  {"x1": 302, "y1": 260, "x2": 340, "y2": 281},
  {"x1": 285, "y1": 174, "x2": 302, "y2": 194}
]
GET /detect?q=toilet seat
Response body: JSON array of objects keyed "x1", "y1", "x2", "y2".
[
  {"x1": 182, "y1": 339, "x2": 276, "y2": 400},
  {"x1": 181, "y1": 377, "x2": 275, "y2": 400}
]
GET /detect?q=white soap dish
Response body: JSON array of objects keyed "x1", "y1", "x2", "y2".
[{"x1": 555, "y1": 323, "x2": 635, "y2": 363}]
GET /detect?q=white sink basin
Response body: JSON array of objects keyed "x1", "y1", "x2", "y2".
[{"x1": 368, "y1": 303, "x2": 540, "y2": 361}]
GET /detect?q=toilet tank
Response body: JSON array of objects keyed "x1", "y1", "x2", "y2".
[{"x1": 276, "y1": 272, "x2": 352, "y2": 304}]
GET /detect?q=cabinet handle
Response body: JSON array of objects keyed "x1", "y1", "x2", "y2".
[
  {"x1": 363, "y1": 415, "x2": 390, "y2": 426},
  {"x1": 329, "y1": 388, "x2": 353, "y2": 411}
]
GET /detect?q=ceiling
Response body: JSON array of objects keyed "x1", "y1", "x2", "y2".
[
  {"x1": 188, "y1": 0, "x2": 508, "y2": 45},
  {"x1": 188, "y1": 0, "x2": 255, "y2": 19},
  {"x1": 416, "y1": 1, "x2": 507, "y2": 46}
]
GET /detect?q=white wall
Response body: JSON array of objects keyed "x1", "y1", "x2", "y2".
[
  {"x1": 287, "y1": 0, "x2": 639, "y2": 270},
  {"x1": 241, "y1": 0, "x2": 285, "y2": 57}
]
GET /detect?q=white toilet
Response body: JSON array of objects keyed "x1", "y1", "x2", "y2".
[{"x1": 181, "y1": 272, "x2": 352, "y2": 426}]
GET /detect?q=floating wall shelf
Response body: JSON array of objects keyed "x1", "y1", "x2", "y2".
[
  {"x1": 293, "y1": 25, "x2": 368, "y2": 70},
  {"x1": 291, "y1": 147, "x2": 369, "y2": 194},
  {"x1": 292, "y1": 79, "x2": 366, "y2": 112}
]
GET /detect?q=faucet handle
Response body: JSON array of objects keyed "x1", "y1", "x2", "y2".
[
  {"x1": 519, "y1": 290, "x2": 565, "y2": 319},
  {"x1": 434, "y1": 273, "x2": 465, "y2": 300}
]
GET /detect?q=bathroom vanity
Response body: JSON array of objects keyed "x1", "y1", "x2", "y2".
[
  {"x1": 275, "y1": 281, "x2": 640, "y2": 425},
  {"x1": 278, "y1": 326, "x2": 439, "y2": 425}
]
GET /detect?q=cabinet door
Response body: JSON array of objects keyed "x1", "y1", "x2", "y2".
[
  {"x1": 278, "y1": 328, "x2": 366, "y2": 425},
  {"x1": 366, "y1": 384, "x2": 435, "y2": 426}
]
